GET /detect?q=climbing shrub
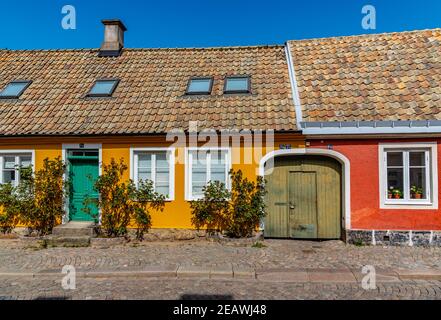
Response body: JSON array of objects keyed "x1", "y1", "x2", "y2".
[
  {"x1": 85, "y1": 158, "x2": 165, "y2": 240},
  {"x1": 20, "y1": 158, "x2": 66, "y2": 236},
  {"x1": 0, "y1": 157, "x2": 66, "y2": 236},
  {"x1": 190, "y1": 181, "x2": 230, "y2": 233},
  {"x1": 190, "y1": 169, "x2": 267, "y2": 238},
  {"x1": 0, "y1": 183, "x2": 21, "y2": 233},
  {"x1": 226, "y1": 170, "x2": 266, "y2": 238}
]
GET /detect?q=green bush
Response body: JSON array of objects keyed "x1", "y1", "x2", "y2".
[
  {"x1": 190, "y1": 169, "x2": 267, "y2": 238},
  {"x1": 0, "y1": 157, "x2": 66, "y2": 236},
  {"x1": 0, "y1": 183, "x2": 20, "y2": 233},
  {"x1": 85, "y1": 158, "x2": 165, "y2": 240},
  {"x1": 226, "y1": 170, "x2": 266, "y2": 238},
  {"x1": 190, "y1": 181, "x2": 230, "y2": 233}
]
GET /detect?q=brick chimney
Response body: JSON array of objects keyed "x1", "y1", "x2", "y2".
[{"x1": 99, "y1": 19, "x2": 127, "y2": 57}]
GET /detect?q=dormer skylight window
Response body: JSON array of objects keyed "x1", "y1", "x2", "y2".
[
  {"x1": 0, "y1": 80, "x2": 32, "y2": 99},
  {"x1": 186, "y1": 77, "x2": 213, "y2": 95},
  {"x1": 87, "y1": 79, "x2": 119, "y2": 97},
  {"x1": 224, "y1": 76, "x2": 250, "y2": 94}
]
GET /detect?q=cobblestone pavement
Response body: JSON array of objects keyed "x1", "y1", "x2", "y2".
[
  {"x1": 1, "y1": 276, "x2": 441, "y2": 300},
  {"x1": 1, "y1": 239, "x2": 441, "y2": 300},
  {"x1": 1, "y1": 239, "x2": 441, "y2": 272}
]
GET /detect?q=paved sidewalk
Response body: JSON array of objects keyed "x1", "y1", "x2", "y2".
[{"x1": 1, "y1": 239, "x2": 441, "y2": 272}]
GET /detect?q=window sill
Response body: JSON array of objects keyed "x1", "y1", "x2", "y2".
[
  {"x1": 133, "y1": 198, "x2": 174, "y2": 202},
  {"x1": 381, "y1": 200, "x2": 437, "y2": 210}
]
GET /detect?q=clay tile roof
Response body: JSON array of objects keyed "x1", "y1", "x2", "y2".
[
  {"x1": 288, "y1": 29, "x2": 441, "y2": 122},
  {"x1": 0, "y1": 45, "x2": 297, "y2": 136}
]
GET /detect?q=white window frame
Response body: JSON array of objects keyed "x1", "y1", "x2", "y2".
[
  {"x1": 0, "y1": 150, "x2": 35, "y2": 187},
  {"x1": 379, "y1": 142, "x2": 438, "y2": 209},
  {"x1": 185, "y1": 147, "x2": 232, "y2": 201},
  {"x1": 130, "y1": 147, "x2": 175, "y2": 201}
]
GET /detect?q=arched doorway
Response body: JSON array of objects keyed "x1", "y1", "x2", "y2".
[{"x1": 260, "y1": 149, "x2": 350, "y2": 240}]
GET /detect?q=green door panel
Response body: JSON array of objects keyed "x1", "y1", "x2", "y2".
[
  {"x1": 289, "y1": 171, "x2": 318, "y2": 238},
  {"x1": 68, "y1": 155, "x2": 99, "y2": 222},
  {"x1": 263, "y1": 161, "x2": 289, "y2": 237}
]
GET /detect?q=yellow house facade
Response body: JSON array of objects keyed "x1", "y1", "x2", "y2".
[
  {"x1": 0, "y1": 19, "x2": 302, "y2": 231},
  {"x1": 0, "y1": 134, "x2": 304, "y2": 229}
]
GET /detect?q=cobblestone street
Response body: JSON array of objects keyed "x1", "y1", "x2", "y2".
[
  {"x1": 2, "y1": 276, "x2": 441, "y2": 300},
  {"x1": 1, "y1": 239, "x2": 441, "y2": 300}
]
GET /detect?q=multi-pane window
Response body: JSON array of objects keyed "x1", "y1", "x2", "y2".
[
  {"x1": 133, "y1": 150, "x2": 173, "y2": 199},
  {"x1": 188, "y1": 149, "x2": 230, "y2": 199},
  {"x1": 384, "y1": 149, "x2": 430, "y2": 203},
  {"x1": 0, "y1": 154, "x2": 32, "y2": 187}
]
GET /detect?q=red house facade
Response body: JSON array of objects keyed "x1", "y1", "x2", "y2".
[{"x1": 278, "y1": 29, "x2": 441, "y2": 245}]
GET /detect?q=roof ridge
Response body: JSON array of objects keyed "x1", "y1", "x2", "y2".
[
  {"x1": 0, "y1": 44, "x2": 284, "y2": 53},
  {"x1": 287, "y1": 28, "x2": 441, "y2": 43}
]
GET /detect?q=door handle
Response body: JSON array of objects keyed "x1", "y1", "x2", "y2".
[{"x1": 289, "y1": 202, "x2": 295, "y2": 210}]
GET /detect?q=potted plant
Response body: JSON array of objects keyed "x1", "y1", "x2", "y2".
[
  {"x1": 388, "y1": 187, "x2": 393, "y2": 199},
  {"x1": 410, "y1": 185, "x2": 423, "y2": 199},
  {"x1": 392, "y1": 189, "x2": 403, "y2": 199}
]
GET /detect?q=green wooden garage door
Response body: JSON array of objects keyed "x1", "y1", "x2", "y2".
[{"x1": 264, "y1": 155, "x2": 342, "y2": 239}]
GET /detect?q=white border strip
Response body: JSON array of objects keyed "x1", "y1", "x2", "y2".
[{"x1": 285, "y1": 42, "x2": 303, "y2": 129}]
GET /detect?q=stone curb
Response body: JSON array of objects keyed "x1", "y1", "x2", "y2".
[
  {"x1": 1, "y1": 268, "x2": 441, "y2": 282},
  {"x1": 396, "y1": 269, "x2": 441, "y2": 280}
]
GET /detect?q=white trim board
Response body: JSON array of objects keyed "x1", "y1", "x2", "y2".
[
  {"x1": 259, "y1": 148, "x2": 351, "y2": 230},
  {"x1": 285, "y1": 42, "x2": 303, "y2": 130},
  {"x1": 129, "y1": 147, "x2": 176, "y2": 201}
]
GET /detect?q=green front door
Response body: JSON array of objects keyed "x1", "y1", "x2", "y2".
[{"x1": 68, "y1": 150, "x2": 99, "y2": 221}]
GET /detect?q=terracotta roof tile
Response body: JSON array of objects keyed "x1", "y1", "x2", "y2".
[
  {"x1": 288, "y1": 29, "x2": 441, "y2": 122},
  {"x1": 0, "y1": 46, "x2": 297, "y2": 136}
]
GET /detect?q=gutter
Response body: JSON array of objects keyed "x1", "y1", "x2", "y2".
[
  {"x1": 302, "y1": 120, "x2": 441, "y2": 135},
  {"x1": 284, "y1": 42, "x2": 303, "y2": 130}
]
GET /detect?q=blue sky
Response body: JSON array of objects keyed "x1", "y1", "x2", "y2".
[{"x1": 1, "y1": 0, "x2": 440, "y2": 49}]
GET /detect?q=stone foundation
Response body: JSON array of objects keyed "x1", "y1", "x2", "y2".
[
  {"x1": 127, "y1": 228, "x2": 206, "y2": 241},
  {"x1": 346, "y1": 230, "x2": 441, "y2": 247},
  {"x1": 129, "y1": 229, "x2": 263, "y2": 244}
]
